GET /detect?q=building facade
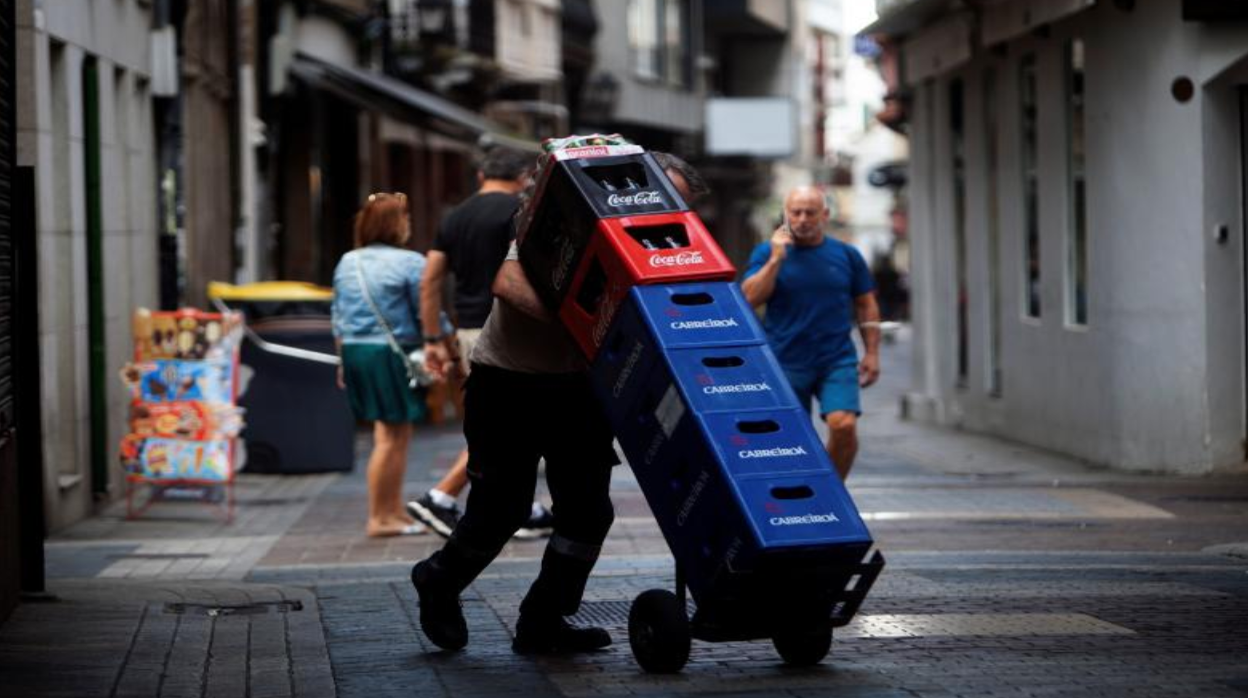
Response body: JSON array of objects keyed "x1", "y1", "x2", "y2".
[
  {"x1": 867, "y1": 0, "x2": 1248, "y2": 474},
  {"x1": 17, "y1": 0, "x2": 159, "y2": 529}
]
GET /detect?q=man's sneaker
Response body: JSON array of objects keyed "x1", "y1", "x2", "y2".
[
  {"x1": 410, "y1": 560, "x2": 468, "y2": 651},
  {"x1": 513, "y1": 503, "x2": 554, "y2": 540},
  {"x1": 512, "y1": 616, "x2": 612, "y2": 654},
  {"x1": 406, "y1": 493, "x2": 460, "y2": 539}
]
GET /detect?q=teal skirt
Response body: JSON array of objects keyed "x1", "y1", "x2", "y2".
[{"x1": 341, "y1": 343, "x2": 428, "y2": 424}]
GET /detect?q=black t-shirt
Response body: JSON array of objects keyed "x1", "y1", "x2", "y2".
[{"x1": 433, "y1": 191, "x2": 519, "y2": 329}]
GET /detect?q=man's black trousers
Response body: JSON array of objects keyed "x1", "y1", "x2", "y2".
[{"x1": 423, "y1": 363, "x2": 618, "y2": 619}]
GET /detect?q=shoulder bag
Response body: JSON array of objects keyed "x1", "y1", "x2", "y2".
[{"x1": 354, "y1": 254, "x2": 436, "y2": 389}]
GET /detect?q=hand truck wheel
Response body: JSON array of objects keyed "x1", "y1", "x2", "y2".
[
  {"x1": 772, "y1": 624, "x2": 832, "y2": 666},
  {"x1": 628, "y1": 589, "x2": 690, "y2": 673}
]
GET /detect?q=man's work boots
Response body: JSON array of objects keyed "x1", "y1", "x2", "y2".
[
  {"x1": 512, "y1": 615, "x2": 612, "y2": 655},
  {"x1": 410, "y1": 560, "x2": 468, "y2": 651}
]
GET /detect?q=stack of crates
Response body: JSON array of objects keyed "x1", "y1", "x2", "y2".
[{"x1": 518, "y1": 142, "x2": 877, "y2": 627}]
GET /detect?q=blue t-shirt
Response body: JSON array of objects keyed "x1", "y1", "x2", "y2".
[{"x1": 742, "y1": 237, "x2": 874, "y2": 371}]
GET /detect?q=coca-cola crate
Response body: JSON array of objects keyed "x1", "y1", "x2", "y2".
[
  {"x1": 593, "y1": 212, "x2": 735, "y2": 284},
  {"x1": 557, "y1": 214, "x2": 736, "y2": 359},
  {"x1": 517, "y1": 150, "x2": 690, "y2": 310}
]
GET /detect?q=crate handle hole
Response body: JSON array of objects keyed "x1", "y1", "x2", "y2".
[
  {"x1": 625, "y1": 223, "x2": 689, "y2": 250},
  {"x1": 701, "y1": 356, "x2": 744, "y2": 368},
  {"x1": 738, "y1": 419, "x2": 779, "y2": 434},
  {"x1": 670, "y1": 292, "x2": 713, "y2": 306},
  {"x1": 581, "y1": 161, "x2": 650, "y2": 191},
  {"x1": 771, "y1": 485, "x2": 814, "y2": 500}
]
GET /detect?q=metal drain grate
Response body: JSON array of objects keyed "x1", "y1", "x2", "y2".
[
  {"x1": 241, "y1": 497, "x2": 306, "y2": 506},
  {"x1": 572, "y1": 599, "x2": 695, "y2": 627},
  {"x1": 165, "y1": 600, "x2": 303, "y2": 617}
]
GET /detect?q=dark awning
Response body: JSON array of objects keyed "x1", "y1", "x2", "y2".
[{"x1": 289, "y1": 53, "x2": 540, "y2": 153}]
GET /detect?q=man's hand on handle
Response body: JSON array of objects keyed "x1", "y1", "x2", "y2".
[{"x1": 423, "y1": 340, "x2": 454, "y2": 381}]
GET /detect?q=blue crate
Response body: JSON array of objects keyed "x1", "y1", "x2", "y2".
[
  {"x1": 629, "y1": 283, "x2": 765, "y2": 349},
  {"x1": 591, "y1": 284, "x2": 767, "y2": 429},
  {"x1": 602, "y1": 342, "x2": 801, "y2": 484},
  {"x1": 593, "y1": 337, "x2": 801, "y2": 443},
  {"x1": 731, "y1": 471, "x2": 872, "y2": 550},
  {"x1": 623, "y1": 410, "x2": 872, "y2": 602},
  {"x1": 696, "y1": 408, "x2": 830, "y2": 478},
  {"x1": 629, "y1": 413, "x2": 871, "y2": 555},
  {"x1": 588, "y1": 282, "x2": 875, "y2": 604}
]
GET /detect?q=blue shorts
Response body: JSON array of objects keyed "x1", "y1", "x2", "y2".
[{"x1": 783, "y1": 363, "x2": 861, "y2": 417}]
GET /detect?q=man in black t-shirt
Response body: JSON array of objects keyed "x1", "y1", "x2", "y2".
[
  {"x1": 428, "y1": 185, "x2": 518, "y2": 329},
  {"x1": 410, "y1": 148, "x2": 555, "y2": 539}
]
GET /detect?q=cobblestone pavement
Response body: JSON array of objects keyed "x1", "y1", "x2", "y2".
[{"x1": 5, "y1": 330, "x2": 1248, "y2": 697}]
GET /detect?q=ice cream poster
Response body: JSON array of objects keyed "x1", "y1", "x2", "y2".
[
  {"x1": 120, "y1": 435, "x2": 232, "y2": 481},
  {"x1": 124, "y1": 359, "x2": 235, "y2": 404}
]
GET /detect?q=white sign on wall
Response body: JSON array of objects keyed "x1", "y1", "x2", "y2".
[{"x1": 705, "y1": 98, "x2": 795, "y2": 158}]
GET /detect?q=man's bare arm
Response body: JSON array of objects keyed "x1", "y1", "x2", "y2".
[
  {"x1": 418, "y1": 250, "x2": 454, "y2": 378},
  {"x1": 855, "y1": 292, "x2": 881, "y2": 387},
  {"x1": 492, "y1": 259, "x2": 554, "y2": 322},
  {"x1": 740, "y1": 227, "x2": 790, "y2": 307},
  {"x1": 419, "y1": 250, "x2": 449, "y2": 338}
]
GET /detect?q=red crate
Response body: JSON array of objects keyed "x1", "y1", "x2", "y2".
[
  {"x1": 558, "y1": 250, "x2": 634, "y2": 360},
  {"x1": 594, "y1": 212, "x2": 735, "y2": 286},
  {"x1": 558, "y1": 212, "x2": 736, "y2": 359}
]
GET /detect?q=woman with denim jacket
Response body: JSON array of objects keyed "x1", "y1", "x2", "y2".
[{"x1": 332, "y1": 192, "x2": 447, "y2": 537}]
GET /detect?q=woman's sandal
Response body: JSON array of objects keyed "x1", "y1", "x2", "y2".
[{"x1": 368, "y1": 522, "x2": 428, "y2": 538}]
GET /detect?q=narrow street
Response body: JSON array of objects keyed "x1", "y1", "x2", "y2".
[{"x1": 2, "y1": 329, "x2": 1246, "y2": 698}]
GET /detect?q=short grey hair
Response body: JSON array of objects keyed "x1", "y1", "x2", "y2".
[{"x1": 478, "y1": 147, "x2": 533, "y2": 181}]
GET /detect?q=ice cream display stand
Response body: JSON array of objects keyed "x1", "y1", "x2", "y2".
[{"x1": 118, "y1": 308, "x2": 245, "y2": 522}]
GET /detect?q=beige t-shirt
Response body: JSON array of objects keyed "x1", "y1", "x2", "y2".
[{"x1": 469, "y1": 242, "x2": 586, "y2": 374}]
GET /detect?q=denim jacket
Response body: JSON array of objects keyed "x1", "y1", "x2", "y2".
[{"x1": 332, "y1": 244, "x2": 449, "y2": 345}]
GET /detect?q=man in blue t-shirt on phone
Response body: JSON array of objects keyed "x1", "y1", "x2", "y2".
[{"x1": 741, "y1": 185, "x2": 881, "y2": 480}]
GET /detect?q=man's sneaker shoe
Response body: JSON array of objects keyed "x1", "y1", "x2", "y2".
[
  {"x1": 513, "y1": 503, "x2": 555, "y2": 540},
  {"x1": 512, "y1": 616, "x2": 612, "y2": 654},
  {"x1": 410, "y1": 560, "x2": 468, "y2": 651},
  {"x1": 406, "y1": 493, "x2": 460, "y2": 539}
]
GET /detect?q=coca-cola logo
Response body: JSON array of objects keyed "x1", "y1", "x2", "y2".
[
  {"x1": 551, "y1": 237, "x2": 578, "y2": 289},
  {"x1": 606, "y1": 191, "x2": 664, "y2": 207},
  {"x1": 649, "y1": 250, "x2": 705, "y2": 268},
  {"x1": 591, "y1": 283, "x2": 624, "y2": 345}
]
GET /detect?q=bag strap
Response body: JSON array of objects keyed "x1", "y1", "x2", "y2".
[{"x1": 353, "y1": 252, "x2": 419, "y2": 378}]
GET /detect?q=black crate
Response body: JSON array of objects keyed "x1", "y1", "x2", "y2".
[{"x1": 517, "y1": 152, "x2": 688, "y2": 310}]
